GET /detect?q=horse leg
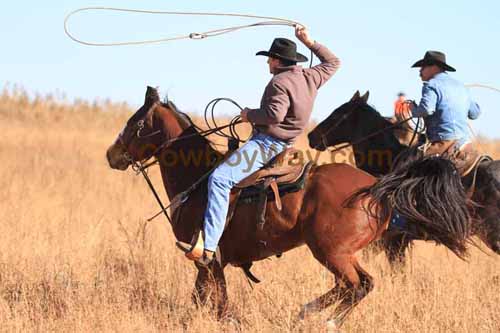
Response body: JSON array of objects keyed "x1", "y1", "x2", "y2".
[
  {"x1": 382, "y1": 232, "x2": 411, "y2": 271},
  {"x1": 192, "y1": 261, "x2": 228, "y2": 319},
  {"x1": 299, "y1": 253, "x2": 374, "y2": 329},
  {"x1": 360, "y1": 239, "x2": 384, "y2": 262}
]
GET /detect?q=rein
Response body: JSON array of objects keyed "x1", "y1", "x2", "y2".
[
  {"x1": 127, "y1": 123, "x2": 236, "y2": 225},
  {"x1": 123, "y1": 100, "x2": 245, "y2": 224},
  {"x1": 135, "y1": 121, "x2": 242, "y2": 224},
  {"x1": 141, "y1": 118, "x2": 243, "y2": 169}
]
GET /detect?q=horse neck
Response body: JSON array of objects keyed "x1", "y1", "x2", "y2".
[
  {"x1": 157, "y1": 127, "x2": 222, "y2": 199},
  {"x1": 351, "y1": 116, "x2": 404, "y2": 175}
]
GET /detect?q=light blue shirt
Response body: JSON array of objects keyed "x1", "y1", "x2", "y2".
[{"x1": 411, "y1": 72, "x2": 481, "y2": 145}]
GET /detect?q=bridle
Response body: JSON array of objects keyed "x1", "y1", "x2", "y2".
[
  {"x1": 114, "y1": 101, "x2": 178, "y2": 225},
  {"x1": 136, "y1": 119, "x2": 162, "y2": 139},
  {"x1": 115, "y1": 101, "x2": 244, "y2": 225},
  {"x1": 117, "y1": 102, "x2": 162, "y2": 160}
]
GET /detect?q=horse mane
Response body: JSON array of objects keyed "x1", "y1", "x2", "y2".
[
  {"x1": 362, "y1": 103, "x2": 401, "y2": 131},
  {"x1": 160, "y1": 101, "x2": 222, "y2": 154},
  {"x1": 346, "y1": 150, "x2": 472, "y2": 259},
  {"x1": 357, "y1": 102, "x2": 414, "y2": 147}
]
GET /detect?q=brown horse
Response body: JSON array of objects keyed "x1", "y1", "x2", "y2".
[
  {"x1": 106, "y1": 87, "x2": 470, "y2": 328},
  {"x1": 308, "y1": 91, "x2": 500, "y2": 267}
]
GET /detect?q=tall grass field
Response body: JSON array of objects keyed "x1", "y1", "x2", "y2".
[{"x1": 0, "y1": 87, "x2": 498, "y2": 332}]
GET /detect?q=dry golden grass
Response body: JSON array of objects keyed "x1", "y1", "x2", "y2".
[{"x1": 0, "y1": 87, "x2": 499, "y2": 332}]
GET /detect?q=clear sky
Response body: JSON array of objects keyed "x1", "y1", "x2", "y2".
[{"x1": 1, "y1": 1, "x2": 499, "y2": 137}]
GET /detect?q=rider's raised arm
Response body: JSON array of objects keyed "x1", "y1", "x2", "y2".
[
  {"x1": 246, "y1": 81, "x2": 290, "y2": 125},
  {"x1": 296, "y1": 25, "x2": 340, "y2": 88},
  {"x1": 411, "y1": 82, "x2": 438, "y2": 117},
  {"x1": 307, "y1": 42, "x2": 341, "y2": 88}
]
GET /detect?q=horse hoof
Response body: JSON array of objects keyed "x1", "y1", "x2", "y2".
[
  {"x1": 298, "y1": 306, "x2": 311, "y2": 321},
  {"x1": 224, "y1": 317, "x2": 241, "y2": 330},
  {"x1": 326, "y1": 319, "x2": 341, "y2": 333},
  {"x1": 298, "y1": 309, "x2": 306, "y2": 321},
  {"x1": 298, "y1": 301, "x2": 320, "y2": 320}
]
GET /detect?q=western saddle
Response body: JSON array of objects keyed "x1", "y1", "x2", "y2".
[
  {"x1": 420, "y1": 140, "x2": 487, "y2": 177},
  {"x1": 225, "y1": 148, "x2": 313, "y2": 229}
]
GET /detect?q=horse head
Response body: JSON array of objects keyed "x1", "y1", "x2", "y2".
[
  {"x1": 106, "y1": 86, "x2": 191, "y2": 170},
  {"x1": 308, "y1": 90, "x2": 372, "y2": 151}
]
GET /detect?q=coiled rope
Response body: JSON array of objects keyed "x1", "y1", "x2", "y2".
[
  {"x1": 203, "y1": 98, "x2": 250, "y2": 143},
  {"x1": 64, "y1": 7, "x2": 300, "y2": 46}
]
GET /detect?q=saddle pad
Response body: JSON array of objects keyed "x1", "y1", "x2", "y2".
[{"x1": 239, "y1": 162, "x2": 313, "y2": 203}]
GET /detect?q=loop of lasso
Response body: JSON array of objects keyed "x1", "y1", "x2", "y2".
[{"x1": 64, "y1": 7, "x2": 301, "y2": 46}]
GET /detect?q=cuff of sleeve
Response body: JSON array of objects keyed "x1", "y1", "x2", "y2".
[
  {"x1": 412, "y1": 108, "x2": 431, "y2": 117},
  {"x1": 310, "y1": 41, "x2": 321, "y2": 51}
]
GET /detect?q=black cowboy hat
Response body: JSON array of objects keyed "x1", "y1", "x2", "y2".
[
  {"x1": 411, "y1": 50, "x2": 456, "y2": 72},
  {"x1": 256, "y1": 38, "x2": 308, "y2": 63}
]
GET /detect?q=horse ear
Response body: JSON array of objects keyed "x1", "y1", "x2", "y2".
[
  {"x1": 360, "y1": 91, "x2": 370, "y2": 103},
  {"x1": 350, "y1": 91, "x2": 361, "y2": 102},
  {"x1": 145, "y1": 86, "x2": 160, "y2": 104}
]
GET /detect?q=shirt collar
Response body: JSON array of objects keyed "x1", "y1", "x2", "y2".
[
  {"x1": 434, "y1": 72, "x2": 448, "y2": 79},
  {"x1": 274, "y1": 65, "x2": 302, "y2": 75},
  {"x1": 424, "y1": 71, "x2": 447, "y2": 83}
]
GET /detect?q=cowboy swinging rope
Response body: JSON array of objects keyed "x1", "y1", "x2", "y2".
[{"x1": 63, "y1": 7, "x2": 308, "y2": 224}]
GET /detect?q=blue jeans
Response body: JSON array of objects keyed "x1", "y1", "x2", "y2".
[{"x1": 203, "y1": 133, "x2": 289, "y2": 251}]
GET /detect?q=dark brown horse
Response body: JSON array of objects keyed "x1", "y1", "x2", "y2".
[
  {"x1": 308, "y1": 91, "x2": 500, "y2": 267},
  {"x1": 106, "y1": 87, "x2": 470, "y2": 328}
]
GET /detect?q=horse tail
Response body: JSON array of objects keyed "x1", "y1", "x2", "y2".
[{"x1": 348, "y1": 156, "x2": 472, "y2": 259}]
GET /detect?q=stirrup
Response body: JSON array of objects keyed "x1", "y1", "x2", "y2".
[
  {"x1": 176, "y1": 230, "x2": 205, "y2": 260},
  {"x1": 176, "y1": 245, "x2": 214, "y2": 267}
]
